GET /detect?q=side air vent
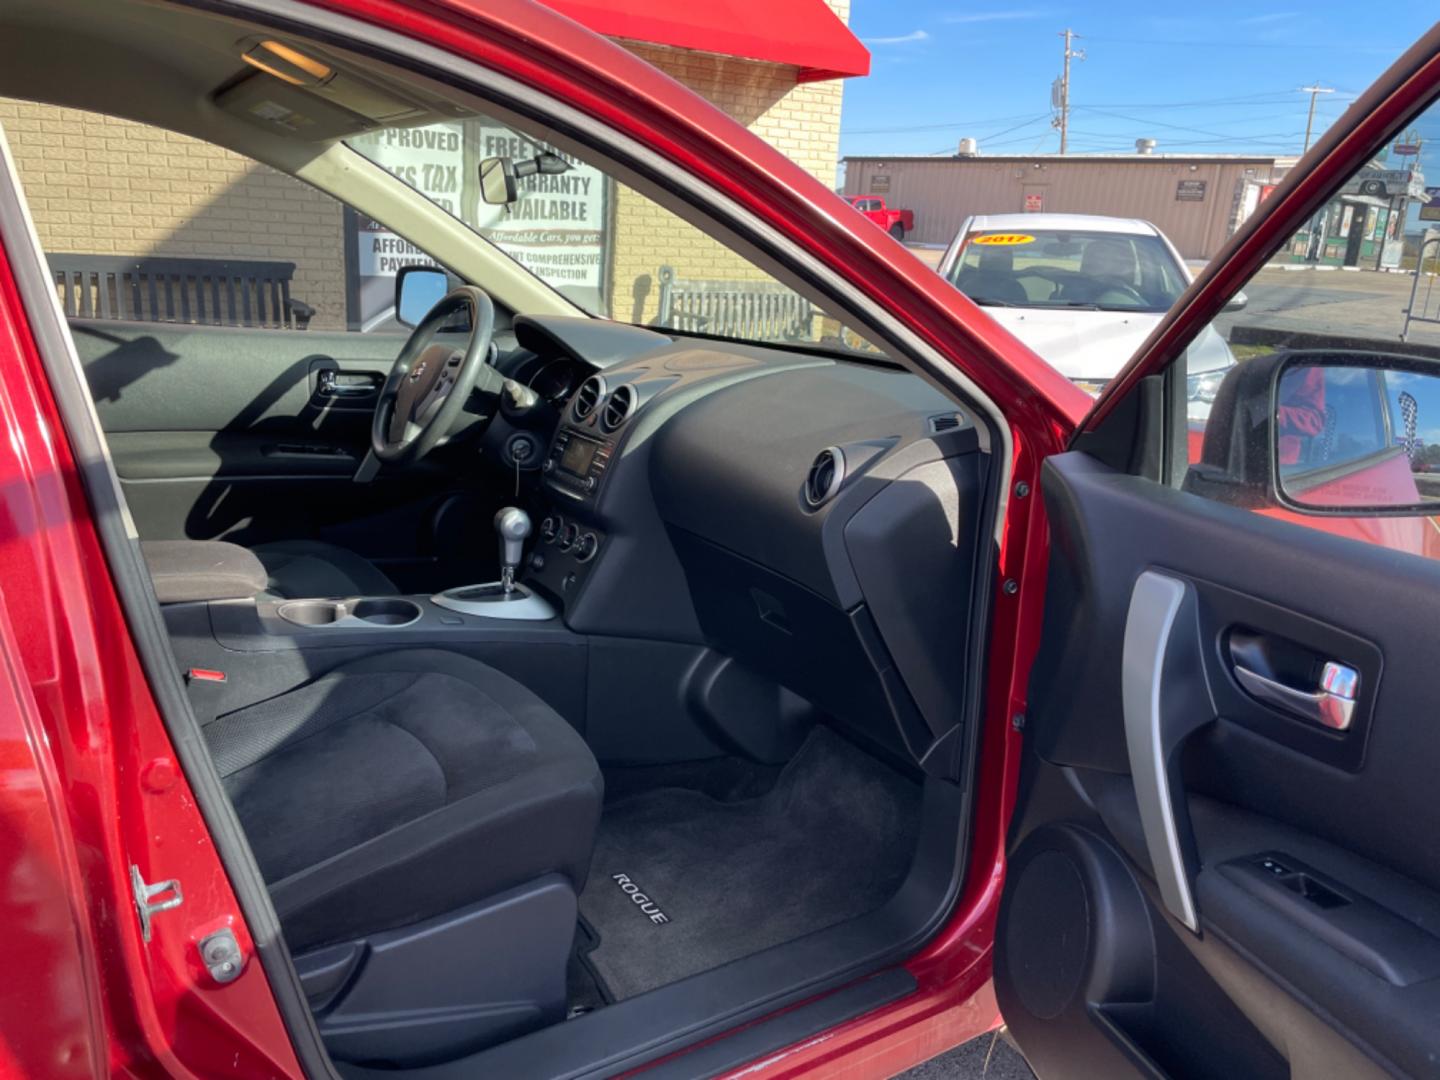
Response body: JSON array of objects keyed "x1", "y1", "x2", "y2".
[
  {"x1": 803, "y1": 447, "x2": 846, "y2": 509},
  {"x1": 572, "y1": 375, "x2": 605, "y2": 422},
  {"x1": 929, "y1": 412, "x2": 963, "y2": 433},
  {"x1": 599, "y1": 383, "x2": 636, "y2": 433}
]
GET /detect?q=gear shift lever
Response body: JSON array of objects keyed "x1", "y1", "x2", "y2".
[
  {"x1": 495, "y1": 507, "x2": 531, "y2": 594},
  {"x1": 432, "y1": 506, "x2": 553, "y2": 620}
]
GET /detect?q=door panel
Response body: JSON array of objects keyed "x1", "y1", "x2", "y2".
[
  {"x1": 998, "y1": 451, "x2": 1440, "y2": 1079},
  {"x1": 71, "y1": 319, "x2": 480, "y2": 588}
]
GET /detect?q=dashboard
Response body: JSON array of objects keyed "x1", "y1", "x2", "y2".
[{"x1": 500, "y1": 315, "x2": 993, "y2": 775}]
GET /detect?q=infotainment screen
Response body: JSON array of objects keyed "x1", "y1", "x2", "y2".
[{"x1": 560, "y1": 437, "x2": 598, "y2": 478}]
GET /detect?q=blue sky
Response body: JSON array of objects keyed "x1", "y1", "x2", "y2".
[{"x1": 841, "y1": 4, "x2": 1438, "y2": 168}]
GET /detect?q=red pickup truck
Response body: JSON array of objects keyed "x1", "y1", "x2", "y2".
[{"x1": 846, "y1": 195, "x2": 914, "y2": 239}]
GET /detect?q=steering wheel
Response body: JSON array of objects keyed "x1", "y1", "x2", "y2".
[
  {"x1": 1088, "y1": 280, "x2": 1149, "y2": 306},
  {"x1": 372, "y1": 286, "x2": 499, "y2": 465}
]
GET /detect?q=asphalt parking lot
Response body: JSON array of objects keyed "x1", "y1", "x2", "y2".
[
  {"x1": 897, "y1": 1032, "x2": 1034, "y2": 1079},
  {"x1": 1219, "y1": 265, "x2": 1440, "y2": 347}
]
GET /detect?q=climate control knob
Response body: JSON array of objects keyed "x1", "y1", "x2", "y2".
[
  {"x1": 557, "y1": 523, "x2": 579, "y2": 552},
  {"x1": 573, "y1": 533, "x2": 598, "y2": 563},
  {"x1": 540, "y1": 515, "x2": 560, "y2": 544}
]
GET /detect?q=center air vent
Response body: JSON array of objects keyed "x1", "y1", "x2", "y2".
[
  {"x1": 599, "y1": 384, "x2": 636, "y2": 433},
  {"x1": 803, "y1": 447, "x2": 846, "y2": 509},
  {"x1": 572, "y1": 375, "x2": 605, "y2": 422}
]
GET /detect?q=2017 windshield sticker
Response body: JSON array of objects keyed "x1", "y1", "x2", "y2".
[{"x1": 973, "y1": 233, "x2": 1035, "y2": 246}]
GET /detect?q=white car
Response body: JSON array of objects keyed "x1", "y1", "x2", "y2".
[{"x1": 936, "y1": 213, "x2": 1239, "y2": 415}]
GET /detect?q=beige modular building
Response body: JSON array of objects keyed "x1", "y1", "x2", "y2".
[{"x1": 843, "y1": 152, "x2": 1296, "y2": 260}]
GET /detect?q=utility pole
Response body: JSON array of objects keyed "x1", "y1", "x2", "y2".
[
  {"x1": 1298, "y1": 83, "x2": 1334, "y2": 154},
  {"x1": 1053, "y1": 29, "x2": 1085, "y2": 154}
]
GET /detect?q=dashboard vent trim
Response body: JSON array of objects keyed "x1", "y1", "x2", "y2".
[
  {"x1": 572, "y1": 375, "x2": 605, "y2": 422},
  {"x1": 803, "y1": 447, "x2": 846, "y2": 510},
  {"x1": 929, "y1": 412, "x2": 962, "y2": 433},
  {"x1": 599, "y1": 383, "x2": 636, "y2": 433}
]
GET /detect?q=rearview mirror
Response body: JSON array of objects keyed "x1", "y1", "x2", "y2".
[
  {"x1": 1185, "y1": 349, "x2": 1440, "y2": 515},
  {"x1": 395, "y1": 265, "x2": 448, "y2": 327},
  {"x1": 478, "y1": 151, "x2": 573, "y2": 205},
  {"x1": 479, "y1": 157, "x2": 517, "y2": 205}
]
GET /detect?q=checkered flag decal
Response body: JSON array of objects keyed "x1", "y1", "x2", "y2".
[{"x1": 1399, "y1": 391, "x2": 1419, "y2": 461}]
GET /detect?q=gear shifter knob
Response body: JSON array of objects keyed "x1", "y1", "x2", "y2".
[{"x1": 494, "y1": 507, "x2": 531, "y2": 592}]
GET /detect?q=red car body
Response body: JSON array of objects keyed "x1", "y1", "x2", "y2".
[
  {"x1": 0, "y1": 2, "x2": 1435, "y2": 1077},
  {"x1": 846, "y1": 195, "x2": 915, "y2": 239}
]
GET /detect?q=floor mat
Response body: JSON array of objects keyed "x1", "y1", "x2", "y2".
[{"x1": 579, "y1": 726, "x2": 922, "y2": 1000}]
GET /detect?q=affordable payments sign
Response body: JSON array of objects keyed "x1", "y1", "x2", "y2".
[{"x1": 346, "y1": 121, "x2": 610, "y2": 328}]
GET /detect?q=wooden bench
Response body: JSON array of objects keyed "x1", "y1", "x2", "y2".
[
  {"x1": 49, "y1": 255, "x2": 315, "y2": 330},
  {"x1": 654, "y1": 265, "x2": 813, "y2": 341}
]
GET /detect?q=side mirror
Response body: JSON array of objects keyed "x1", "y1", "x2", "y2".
[
  {"x1": 1184, "y1": 348, "x2": 1440, "y2": 515},
  {"x1": 394, "y1": 265, "x2": 449, "y2": 327},
  {"x1": 1223, "y1": 291, "x2": 1248, "y2": 313},
  {"x1": 479, "y1": 151, "x2": 572, "y2": 205}
]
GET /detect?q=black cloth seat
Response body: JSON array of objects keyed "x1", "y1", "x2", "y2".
[
  {"x1": 249, "y1": 539, "x2": 398, "y2": 599},
  {"x1": 205, "y1": 649, "x2": 602, "y2": 953}
]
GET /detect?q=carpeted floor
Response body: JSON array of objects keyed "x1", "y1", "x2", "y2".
[{"x1": 577, "y1": 726, "x2": 922, "y2": 1001}]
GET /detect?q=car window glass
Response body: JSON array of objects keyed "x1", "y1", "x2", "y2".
[
  {"x1": 1171, "y1": 95, "x2": 1440, "y2": 561},
  {"x1": 348, "y1": 120, "x2": 884, "y2": 355},
  {"x1": 0, "y1": 98, "x2": 367, "y2": 333},
  {"x1": 948, "y1": 230, "x2": 1187, "y2": 314}
]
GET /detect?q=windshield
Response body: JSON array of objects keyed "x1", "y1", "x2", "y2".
[
  {"x1": 345, "y1": 120, "x2": 879, "y2": 355},
  {"x1": 946, "y1": 228, "x2": 1188, "y2": 313}
]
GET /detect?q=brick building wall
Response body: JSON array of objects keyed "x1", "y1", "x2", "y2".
[
  {"x1": 0, "y1": 0, "x2": 851, "y2": 332},
  {"x1": 0, "y1": 100, "x2": 350, "y2": 329},
  {"x1": 607, "y1": 39, "x2": 848, "y2": 324}
]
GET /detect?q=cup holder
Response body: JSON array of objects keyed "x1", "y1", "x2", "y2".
[
  {"x1": 352, "y1": 598, "x2": 422, "y2": 626},
  {"x1": 276, "y1": 597, "x2": 423, "y2": 629},
  {"x1": 277, "y1": 600, "x2": 343, "y2": 626}
]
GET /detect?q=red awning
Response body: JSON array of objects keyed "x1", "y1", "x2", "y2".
[{"x1": 542, "y1": 0, "x2": 870, "y2": 82}]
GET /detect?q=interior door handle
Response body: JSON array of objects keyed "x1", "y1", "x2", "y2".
[
  {"x1": 1233, "y1": 662, "x2": 1358, "y2": 731},
  {"x1": 1123, "y1": 571, "x2": 1215, "y2": 933}
]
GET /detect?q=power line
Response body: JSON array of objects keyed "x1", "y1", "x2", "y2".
[
  {"x1": 1081, "y1": 34, "x2": 1405, "y2": 52},
  {"x1": 841, "y1": 110, "x2": 1044, "y2": 136}
]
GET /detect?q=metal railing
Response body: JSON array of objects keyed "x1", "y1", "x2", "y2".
[
  {"x1": 1402, "y1": 230, "x2": 1440, "y2": 342},
  {"x1": 654, "y1": 265, "x2": 813, "y2": 342},
  {"x1": 49, "y1": 254, "x2": 315, "y2": 330}
]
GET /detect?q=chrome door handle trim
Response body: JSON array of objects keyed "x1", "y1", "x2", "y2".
[
  {"x1": 1123, "y1": 570, "x2": 1200, "y2": 933},
  {"x1": 1233, "y1": 662, "x2": 1357, "y2": 731}
]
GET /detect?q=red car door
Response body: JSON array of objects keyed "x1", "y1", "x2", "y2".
[{"x1": 996, "y1": 25, "x2": 1440, "y2": 1080}]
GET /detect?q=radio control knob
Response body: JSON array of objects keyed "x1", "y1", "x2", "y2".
[
  {"x1": 542, "y1": 458, "x2": 556, "y2": 474},
  {"x1": 583, "y1": 476, "x2": 598, "y2": 492}
]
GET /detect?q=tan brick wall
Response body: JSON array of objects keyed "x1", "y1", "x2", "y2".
[
  {"x1": 0, "y1": 99, "x2": 348, "y2": 329},
  {"x1": 605, "y1": 38, "x2": 848, "y2": 325}
]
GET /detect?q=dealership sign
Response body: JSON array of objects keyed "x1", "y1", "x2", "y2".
[
  {"x1": 1176, "y1": 180, "x2": 1207, "y2": 202},
  {"x1": 476, "y1": 129, "x2": 608, "y2": 304},
  {"x1": 1421, "y1": 187, "x2": 1440, "y2": 223},
  {"x1": 345, "y1": 122, "x2": 610, "y2": 328}
]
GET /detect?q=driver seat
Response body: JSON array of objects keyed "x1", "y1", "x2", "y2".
[{"x1": 249, "y1": 539, "x2": 398, "y2": 599}]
